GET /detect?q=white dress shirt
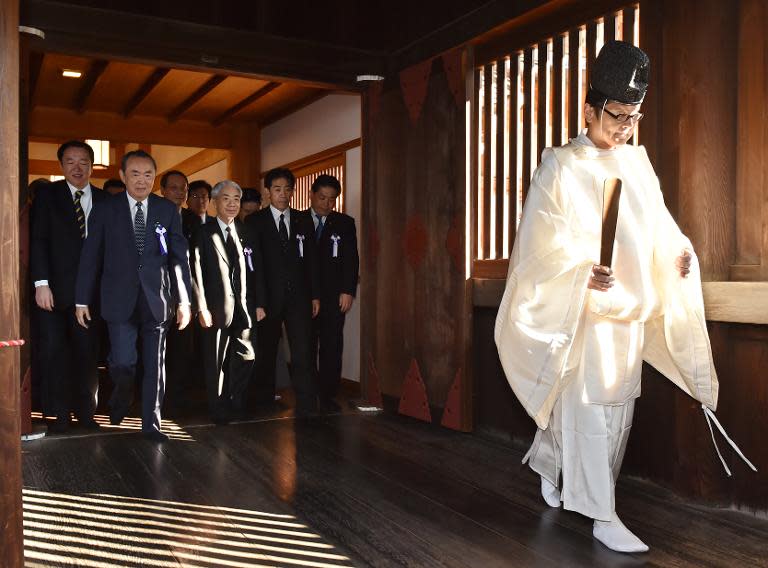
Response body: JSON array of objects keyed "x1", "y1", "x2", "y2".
[
  {"x1": 126, "y1": 192, "x2": 149, "y2": 221},
  {"x1": 216, "y1": 217, "x2": 238, "y2": 241},
  {"x1": 34, "y1": 181, "x2": 93, "y2": 288},
  {"x1": 269, "y1": 205, "x2": 290, "y2": 234}
]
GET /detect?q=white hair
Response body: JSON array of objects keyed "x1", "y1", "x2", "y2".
[{"x1": 211, "y1": 179, "x2": 242, "y2": 198}]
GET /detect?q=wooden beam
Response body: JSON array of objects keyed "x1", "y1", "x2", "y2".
[
  {"x1": 703, "y1": 282, "x2": 768, "y2": 324},
  {"x1": 21, "y1": 0, "x2": 382, "y2": 90},
  {"x1": 262, "y1": 138, "x2": 361, "y2": 177},
  {"x1": 28, "y1": 159, "x2": 118, "y2": 179},
  {"x1": 258, "y1": 90, "x2": 332, "y2": 127},
  {"x1": 168, "y1": 74, "x2": 227, "y2": 123},
  {"x1": 160, "y1": 148, "x2": 229, "y2": 180},
  {"x1": 28, "y1": 51, "x2": 44, "y2": 111},
  {"x1": 29, "y1": 107, "x2": 233, "y2": 148},
  {"x1": 123, "y1": 67, "x2": 169, "y2": 119},
  {"x1": 0, "y1": 0, "x2": 23, "y2": 565},
  {"x1": 75, "y1": 59, "x2": 109, "y2": 114},
  {"x1": 229, "y1": 122, "x2": 261, "y2": 186},
  {"x1": 212, "y1": 82, "x2": 280, "y2": 126}
]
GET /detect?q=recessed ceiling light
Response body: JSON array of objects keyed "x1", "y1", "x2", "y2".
[{"x1": 62, "y1": 69, "x2": 82, "y2": 78}]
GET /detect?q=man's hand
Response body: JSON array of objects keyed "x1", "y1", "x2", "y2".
[
  {"x1": 177, "y1": 305, "x2": 191, "y2": 330},
  {"x1": 197, "y1": 309, "x2": 213, "y2": 329},
  {"x1": 675, "y1": 249, "x2": 692, "y2": 278},
  {"x1": 312, "y1": 299, "x2": 320, "y2": 318},
  {"x1": 35, "y1": 285, "x2": 54, "y2": 311},
  {"x1": 255, "y1": 307, "x2": 266, "y2": 322},
  {"x1": 75, "y1": 306, "x2": 91, "y2": 328},
  {"x1": 339, "y1": 293, "x2": 354, "y2": 314},
  {"x1": 588, "y1": 264, "x2": 614, "y2": 292}
]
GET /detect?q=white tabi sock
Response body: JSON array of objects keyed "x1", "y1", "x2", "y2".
[
  {"x1": 593, "y1": 513, "x2": 649, "y2": 553},
  {"x1": 540, "y1": 476, "x2": 561, "y2": 508}
]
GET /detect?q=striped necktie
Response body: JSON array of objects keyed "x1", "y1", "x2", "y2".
[
  {"x1": 74, "y1": 190, "x2": 85, "y2": 239},
  {"x1": 134, "y1": 201, "x2": 146, "y2": 256}
]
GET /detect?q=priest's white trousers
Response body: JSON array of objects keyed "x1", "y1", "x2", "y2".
[{"x1": 525, "y1": 369, "x2": 635, "y2": 522}]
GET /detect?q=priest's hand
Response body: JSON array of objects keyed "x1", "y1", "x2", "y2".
[
  {"x1": 177, "y1": 304, "x2": 191, "y2": 330},
  {"x1": 588, "y1": 264, "x2": 614, "y2": 292},
  {"x1": 198, "y1": 309, "x2": 213, "y2": 329},
  {"x1": 675, "y1": 249, "x2": 692, "y2": 278},
  {"x1": 75, "y1": 305, "x2": 91, "y2": 328}
]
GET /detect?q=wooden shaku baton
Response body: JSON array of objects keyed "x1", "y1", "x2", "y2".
[{"x1": 600, "y1": 178, "x2": 622, "y2": 267}]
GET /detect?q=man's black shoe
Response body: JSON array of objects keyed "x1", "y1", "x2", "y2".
[
  {"x1": 77, "y1": 419, "x2": 102, "y2": 431},
  {"x1": 319, "y1": 399, "x2": 342, "y2": 413},
  {"x1": 142, "y1": 430, "x2": 169, "y2": 442}
]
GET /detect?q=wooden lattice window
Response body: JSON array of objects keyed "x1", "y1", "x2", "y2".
[{"x1": 471, "y1": 4, "x2": 640, "y2": 271}]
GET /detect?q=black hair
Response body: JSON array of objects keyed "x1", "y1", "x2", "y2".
[
  {"x1": 264, "y1": 167, "x2": 295, "y2": 189},
  {"x1": 311, "y1": 174, "x2": 341, "y2": 196},
  {"x1": 120, "y1": 149, "x2": 157, "y2": 173},
  {"x1": 160, "y1": 169, "x2": 188, "y2": 188},
  {"x1": 188, "y1": 180, "x2": 212, "y2": 199},
  {"x1": 241, "y1": 187, "x2": 262, "y2": 204},
  {"x1": 103, "y1": 178, "x2": 126, "y2": 191},
  {"x1": 57, "y1": 140, "x2": 94, "y2": 163}
]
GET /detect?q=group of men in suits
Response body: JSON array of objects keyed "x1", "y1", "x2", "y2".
[{"x1": 31, "y1": 141, "x2": 359, "y2": 441}]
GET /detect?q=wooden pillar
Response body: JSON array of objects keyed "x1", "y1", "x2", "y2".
[
  {"x1": 0, "y1": 1, "x2": 24, "y2": 566},
  {"x1": 228, "y1": 121, "x2": 260, "y2": 187}
]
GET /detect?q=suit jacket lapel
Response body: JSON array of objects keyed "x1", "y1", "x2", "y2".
[
  {"x1": 211, "y1": 225, "x2": 230, "y2": 266},
  {"x1": 56, "y1": 183, "x2": 79, "y2": 236},
  {"x1": 121, "y1": 192, "x2": 138, "y2": 259}
]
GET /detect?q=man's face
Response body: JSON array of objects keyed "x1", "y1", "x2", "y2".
[
  {"x1": 161, "y1": 173, "x2": 188, "y2": 208},
  {"x1": 310, "y1": 185, "x2": 338, "y2": 217},
  {"x1": 239, "y1": 201, "x2": 260, "y2": 219},
  {"x1": 215, "y1": 185, "x2": 241, "y2": 223},
  {"x1": 267, "y1": 177, "x2": 293, "y2": 211},
  {"x1": 187, "y1": 188, "x2": 210, "y2": 216},
  {"x1": 120, "y1": 157, "x2": 156, "y2": 201},
  {"x1": 60, "y1": 147, "x2": 93, "y2": 190},
  {"x1": 585, "y1": 101, "x2": 642, "y2": 149}
]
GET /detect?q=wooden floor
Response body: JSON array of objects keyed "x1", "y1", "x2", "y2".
[{"x1": 21, "y1": 404, "x2": 768, "y2": 567}]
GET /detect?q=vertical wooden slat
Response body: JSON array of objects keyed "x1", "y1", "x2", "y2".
[
  {"x1": 567, "y1": 28, "x2": 580, "y2": 138},
  {"x1": 552, "y1": 34, "x2": 563, "y2": 147},
  {"x1": 604, "y1": 13, "x2": 616, "y2": 44},
  {"x1": 623, "y1": 5, "x2": 636, "y2": 45},
  {"x1": 471, "y1": 68, "x2": 481, "y2": 263},
  {"x1": 522, "y1": 47, "x2": 533, "y2": 203},
  {"x1": 481, "y1": 65, "x2": 493, "y2": 259},
  {"x1": 586, "y1": 20, "x2": 597, "y2": 91},
  {"x1": 494, "y1": 60, "x2": 506, "y2": 257},
  {"x1": 508, "y1": 55, "x2": 519, "y2": 246},
  {"x1": 0, "y1": 0, "x2": 23, "y2": 565},
  {"x1": 536, "y1": 40, "x2": 548, "y2": 162}
]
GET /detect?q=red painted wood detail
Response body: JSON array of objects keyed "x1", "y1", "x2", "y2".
[
  {"x1": 441, "y1": 48, "x2": 464, "y2": 107},
  {"x1": 367, "y1": 353, "x2": 383, "y2": 408},
  {"x1": 398, "y1": 359, "x2": 432, "y2": 423},
  {"x1": 20, "y1": 367, "x2": 31, "y2": 436},
  {"x1": 441, "y1": 368, "x2": 468, "y2": 431},
  {"x1": 400, "y1": 58, "x2": 434, "y2": 124},
  {"x1": 445, "y1": 213, "x2": 462, "y2": 272},
  {"x1": 402, "y1": 214, "x2": 428, "y2": 270}
]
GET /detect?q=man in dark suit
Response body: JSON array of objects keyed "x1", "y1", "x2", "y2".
[
  {"x1": 245, "y1": 167, "x2": 320, "y2": 416},
  {"x1": 75, "y1": 150, "x2": 192, "y2": 442},
  {"x1": 307, "y1": 175, "x2": 359, "y2": 411},
  {"x1": 183, "y1": 180, "x2": 212, "y2": 238},
  {"x1": 31, "y1": 140, "x2": 109, "y2": 432},
  {"x1": 192, "y1": 180, "x2": 266, "y2": 423}
]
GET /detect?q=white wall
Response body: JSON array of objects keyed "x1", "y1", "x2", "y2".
[{"x1": 261, "y1": 93, "x2": 362, "y2": 383}]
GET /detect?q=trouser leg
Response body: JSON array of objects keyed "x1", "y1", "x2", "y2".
[
  {"x1": 106, "y1": 320, "x2": 139, "y2": 422},
  {"x1": 227, "y1": 327, "x2": 255, "y2": 411},
  {"x1": 316, "y1": 301, "x2": 345, "y2": 401},
  {"x1": 67, "y1": 306, "x2": 99, "y2": 421}
]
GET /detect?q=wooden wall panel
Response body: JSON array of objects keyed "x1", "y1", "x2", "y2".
[
  {"x1": 0, "y1": 1, "x2": 24, "y2": 565},
  {"x1": 362, "y1": 60, "x2": 467, "y2": 421}
]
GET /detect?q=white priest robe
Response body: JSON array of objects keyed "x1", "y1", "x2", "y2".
[{"x1": 494, "y1": 132, "x2": 719, "y2": 520}]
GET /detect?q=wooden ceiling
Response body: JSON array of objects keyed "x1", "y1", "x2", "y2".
[{"x1": 31, "y1": 52, "x2": 329, "y2": 128}]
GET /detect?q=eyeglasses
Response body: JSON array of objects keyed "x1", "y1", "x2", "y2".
[{"x1": 601, "y1": 108, "x2": 644, "y2": 124}]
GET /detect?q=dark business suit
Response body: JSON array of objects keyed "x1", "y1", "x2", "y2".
[
  {"x1": 192, "y1": 219, "x2": 265, "y2": 420},
  {"x1": 245, "y1": 207, "x2": 319, "y2": 413},
  {"x1": 76, "y1": 192, "x2": 191, "y2": 433},
  {"x1": 30, "y1": 180, "x2": 108, "y2": 425},
  {"x1": 308, "y1": 209, "x2": 359, "y2": 403}
]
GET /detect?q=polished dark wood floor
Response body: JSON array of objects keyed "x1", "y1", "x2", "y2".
[{"x1": 21, "y1": 400, "x2": 768, "y2": 567}]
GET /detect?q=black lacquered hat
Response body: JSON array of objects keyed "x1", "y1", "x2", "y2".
[{"x1": 588, "y1": 40, "x2": 650, "y2": 105}]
